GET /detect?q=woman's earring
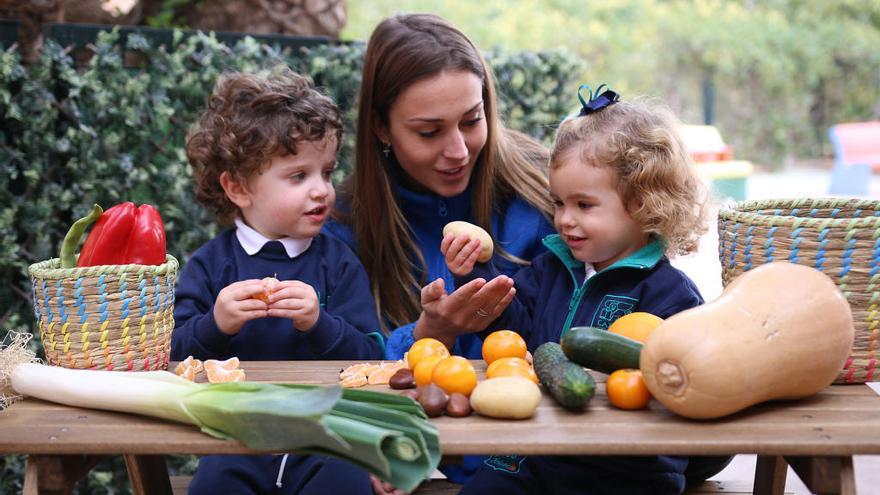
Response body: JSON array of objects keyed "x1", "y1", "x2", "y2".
[{"x1": 382, "y1": 142, "x2": 392, "y2": 158}]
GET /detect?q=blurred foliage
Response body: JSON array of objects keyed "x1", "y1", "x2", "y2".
[
  {"x1": 0, "y1": 28, "x2": 581, "y2": 493},
  {"x1": 346, "y1": 0, "x2": 880, "y2": 166}
]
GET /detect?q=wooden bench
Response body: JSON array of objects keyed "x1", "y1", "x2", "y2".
[
  {"x1": 168, "y1": 474, "x2": 793, "y2": 494},
  {"x1": 828, "y1": 121, "x2": 880, "y2": 195},
  {"x1": 679, "y1": 125, "x2": 753, "y2": 201}
]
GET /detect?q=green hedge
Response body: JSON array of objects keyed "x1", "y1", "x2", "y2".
[{"x1": 0, "y1": 29, "x2": 583, "y2": 493}]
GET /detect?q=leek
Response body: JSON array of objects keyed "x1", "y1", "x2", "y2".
[{"x1": 0, "y1": 333, "x2": 439, "y2": 492}]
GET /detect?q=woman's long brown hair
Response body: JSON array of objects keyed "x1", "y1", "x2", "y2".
[{"x1": 335, "y1": 13, "x2": 552, "y2": 331}]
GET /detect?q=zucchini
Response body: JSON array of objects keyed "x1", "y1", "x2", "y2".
[
  {"x1": 533, "y1": 342, "x2": 595, "y2": 410},
  {"x1": 561, "y1": 326, "x2": 642, "y2": 374}
]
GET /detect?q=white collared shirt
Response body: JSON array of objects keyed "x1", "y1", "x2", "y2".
[
  {"x1": 584, "y1": 262, "x2": 597, "y2": 281},
  {"x1": 234, "y1": 218, "x2": 312, "y2": 258}
]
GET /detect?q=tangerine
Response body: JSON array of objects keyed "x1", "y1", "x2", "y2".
[
  {"x1": 431, "y1": 356, "x2": 478, "y2": 396},
  {"x1": 413, "y1": 354, "x2": 446, "y2": 387},
  {"x1": 407, "y1": 338, "x2": 450, "y2": 370},
  {"x1": 606, "y1": 369, "x2": 652, "y2": 410},
  {"x1": 485, "y1": 357, "x2": 538, "y2": 384},
  {"x1": 482, "y1": 330, "x2": 527, "y2": 365},
  {"x1": 608, "y1": 312, "x2": 663, "y2": 343}
]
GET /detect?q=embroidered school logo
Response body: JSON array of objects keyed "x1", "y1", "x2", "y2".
[
  {"x1": 484, "y1": 455, "x2": 526, "y2": 474},
  {"x1": 591, "y1": 295, "x2": 638, "y2": 329}
]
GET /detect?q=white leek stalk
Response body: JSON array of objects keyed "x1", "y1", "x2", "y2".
[{"x1": 0, "y1": 333, "x2": 439, "y2": 492}]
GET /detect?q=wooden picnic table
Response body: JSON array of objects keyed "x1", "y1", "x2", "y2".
[{"x1": 1, "y1": 360, "x2": 879, "y2": 495}]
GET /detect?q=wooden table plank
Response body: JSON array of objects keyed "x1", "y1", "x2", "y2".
[{"x1": 2, "y1": 361, "x2": 879, "y2": 458}]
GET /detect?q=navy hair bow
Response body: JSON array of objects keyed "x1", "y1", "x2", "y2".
[{"x1": 577, "y1": 84, "x2": 620, "y2": 116}]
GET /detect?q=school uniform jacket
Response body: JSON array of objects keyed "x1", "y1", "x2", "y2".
[{"x1": 460, "y1": 235, "x2": 703, "y2": 350}]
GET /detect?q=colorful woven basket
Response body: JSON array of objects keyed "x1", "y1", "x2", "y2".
[
  {"x1": 718, "y1": 198, "x2": 879, "y2": 383},
  {"x1": 28, "y1": 255, "x2": 178, "y2": 371}
]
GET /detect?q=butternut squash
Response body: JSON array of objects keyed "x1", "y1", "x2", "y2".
[{"x1": 640, "y1": 262, "x2": 853, "y2": 419}]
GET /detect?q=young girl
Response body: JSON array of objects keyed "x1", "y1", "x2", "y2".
[{"x1": 446, "y1": 87, "x2": 712, "y2": 494}]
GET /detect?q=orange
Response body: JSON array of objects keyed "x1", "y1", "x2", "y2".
[
  {"x1": 253, "y1": 277, "x2": 279, "y2": 303},
  {"x1": 431, "y1": 356, "x2": 478, "y2": 396},
  {"x1": 407, "y1": 338, "x2": 450, "y2": 370},
  {"x1": 413, "y1": 354, "x2": 446, "y2": 387},
  {"x1": 608, "y1": 312, "x2": 664, "y2": 343},
  {"x1": 485, "y1": 357, "x2": 538, "y2": 384},
  {"x1": 482, "y1": 330, "x2": 527, "y2": 365},
  {"x1": 606, "y1": 369, "x2": 652, "y2": 410}
]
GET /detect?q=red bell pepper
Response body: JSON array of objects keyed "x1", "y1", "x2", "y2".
[{"x1": 74, "y1": 202, "x2": 167, "y2": 266}]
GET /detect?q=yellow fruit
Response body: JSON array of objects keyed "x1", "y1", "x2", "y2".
[
  {"x1": 606, "y1": 369, "x2": 651, "y2": 410},
  {"x1": 485, "y1": 357, "x2": 538, "y2": 384},
  {"x1": 608, "y1": 312, "x2": 663, "y2": 343},
  {"x1": 413, "y1": 354, "x2": 445, "y2": 387},
  {"x1": 407, "y1": 338, "x2": 450, "y2": 370},
  {"x1": 431, "y1": 356, "x2": 478, "y2": 396},
  {"x1": 482, "y1": 330, "x2": 527, "y2": 365}
]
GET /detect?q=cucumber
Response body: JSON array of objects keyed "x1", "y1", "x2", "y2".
[
  {"x1": 561, "y1": 326, "x2": 642, "y2": 374},
  {"x1": 533, "y1": 342, "x2": 595, "y2": 410}
]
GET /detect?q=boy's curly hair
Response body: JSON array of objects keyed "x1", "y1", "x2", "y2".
[
  {"x1": 186, "y1": 68, "x2": 343, "y2": 224},
  {"x1": 550, "y1": 98, "x2": 708, "y2": 256}
]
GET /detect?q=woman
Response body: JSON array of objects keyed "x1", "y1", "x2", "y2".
[{"x1": 325, "y1": 13, "x2": 554, "y2": 362}]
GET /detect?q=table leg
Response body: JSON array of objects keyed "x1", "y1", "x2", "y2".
[
  {"x1": 785, "y1": 456, "x2": 857, "y2": 495},
  {"x1": 23, "y1": 454, "x2": 105, "y2": 495},
  {"x1": 124, "y1": 454, "x2": 172, "y2": 495},
  {"x1": 753, "y1": 455, "x2": 787, "y2": 495}
]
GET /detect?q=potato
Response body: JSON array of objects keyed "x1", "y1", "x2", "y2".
[
  {"x1": 442, "y1": 221, "x2": 494, "y2": 262},
  {"x1": 469, "y1": 376, "x2": 541, "y2": 419}
]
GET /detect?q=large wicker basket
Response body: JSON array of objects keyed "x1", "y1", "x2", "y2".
[
  {"x1": 28, "y1": 255, "x2": 178, "y2": 371},
  {"x1": 718, "y1": 198, "x2": 878, "y2": 383}
]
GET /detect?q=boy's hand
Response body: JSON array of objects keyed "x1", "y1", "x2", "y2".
[
  {"x1": 370, "y1": 474, "x2": 407, "y2": 495},
  {"x1": 441, "y1": 232, "x2": 482, "y2": 277},
  {"x1": 213, "y1": 280, "x2": 270, "y2": 335},
  {"x1": 266, "y1": 280, "x2": 320, "y2": 331}
]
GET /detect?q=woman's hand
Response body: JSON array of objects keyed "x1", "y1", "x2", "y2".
[
  {"x1": 440, "y1": 233, "x2": 482, "y2": 277},
  {"x1": 413, "y1": 275, "x2": 515, "y2": 348},
  {"x1": 213, "y1": 280, "x2": 270, "y2": 335}
]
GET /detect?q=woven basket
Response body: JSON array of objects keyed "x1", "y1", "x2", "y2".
[
  {"x1": 28, "y1": 255, "x2": 178, "y2": 371},
  {"x1": 718, "y1": 198, "x2": 878, "y2": 383}
]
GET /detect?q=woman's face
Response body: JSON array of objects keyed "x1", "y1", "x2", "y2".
[{"x1": 379, "y1": 70, "x2": 488, "y2": 197}]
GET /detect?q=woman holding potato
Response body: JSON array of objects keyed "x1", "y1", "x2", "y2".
[{"x1": 325, "y1": 13, "x2": 554, "y2": 360}]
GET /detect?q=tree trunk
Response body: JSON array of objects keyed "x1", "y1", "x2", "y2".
[{"x1": 141, "y1": 0, "x2": 346, "y2": 38}]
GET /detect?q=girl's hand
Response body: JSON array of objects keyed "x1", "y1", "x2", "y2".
[
  {"x1": 414, "y1": 275, "x2": 516, "y2": 348},
  {"x1": 213, "y1": 280, "x2": 270, "y2": 335},
  {"x1": 266, "y1": 280, "x2": 320, "y2": 331},
  {"x1": 440, "y1": 232, "x2": 482, "y2": 277},
  {"x1": 369, "y1": 474, "x2": 407, "y2": 495}
]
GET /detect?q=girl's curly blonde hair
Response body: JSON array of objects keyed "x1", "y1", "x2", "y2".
[
  {"x1": 186, "y1": 68, "x2": 343, "y2": 224},
  {"x1": 550, "y1": 98, "x2": 707, "y2": 256}
]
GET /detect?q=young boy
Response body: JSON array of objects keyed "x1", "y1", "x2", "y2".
[
  {"x1": 172, "y1": 69, "x2": 383, "y2": 494},
  {"x1": 444, "y1": 88, "x2": 714, "y2": 494}
]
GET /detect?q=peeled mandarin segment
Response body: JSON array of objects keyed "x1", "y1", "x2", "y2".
[
  {"x1": 340, "y1": 372, "x2": 368, "y2": 388},
  {"x1": 254, "y1": 276, "x2": 279, "y2": 303},
  {"x1": 368, "y1": 367, "x2": 399, "y2": 385},
  {"x1": 179, "y1": 365, "x2": 196, "y2": 381},
  {"x1": 205, "y1": 363, "x2": 246, "y2": 383},
  {"x1": 339, "y1": 362, "x2": 374, "y2": 379}
]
